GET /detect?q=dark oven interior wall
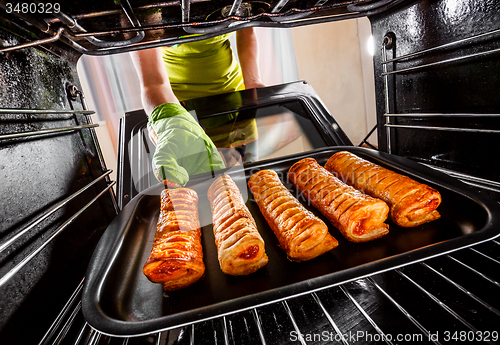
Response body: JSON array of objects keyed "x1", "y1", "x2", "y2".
[
  {"x1": 370, "y1": 0, "x2": 500, "y2": 183},
  {"x1": 0, "y1": 30, "x2": 116, "y2": 343}
]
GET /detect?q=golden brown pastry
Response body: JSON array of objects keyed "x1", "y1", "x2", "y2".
[
  {"x1": 248, "y1": 169, "x2": 338, "y2": 261},
  {"x1": 324, "y1": 151, "x2": 441, "y2": 227},
  {"x1": 143, "y1": 188, "x2": 205, "y2": 291},
  {"x1": 288, "y1": 158, "x2": 389, "y2": 243},
  {"x1": 208, "y1": 174, "x2": 268, "y2": 275}
]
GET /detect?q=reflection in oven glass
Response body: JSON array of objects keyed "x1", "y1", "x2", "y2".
[{"x1": 200, "y1": 102, "x2": 326, "y2": 167}]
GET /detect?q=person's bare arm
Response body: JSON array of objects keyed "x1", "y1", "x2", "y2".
[
  {"x1": 236, "y1": 28, "x2": 266, "y2": 89},
  {"x1": 130, "y1": 47, "x2": 180, "y2": 115}
]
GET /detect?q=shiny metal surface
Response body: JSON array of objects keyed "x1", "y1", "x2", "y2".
[
  {"x1": 385, "y1": 124, "x2": 500, "y2": 134},
  {"x1": 0, "y1": 0, "x2": 409, "y2": 54},
  {"x1": 380, "y1": 26, "x2": 500, "y2": 154},
  {"x1": 381, "y1": 27, "x2": 500, "y2": 64},
  {"x1": 1, "y1": 1, "x2": 499, "y2": 344},
  {"x1": 373, "y1": 0, "x2": 500, "y2": 183},
  {"x1": 0, "y1": 27, "x2": 65, "y2": 53},
  {"x1": 39, "y1": 279, "x2": 85, "y2": 345},
  {"x1": 227, "y1": 0, "x2": 245, "y2": 17},
  {"x1": 72, "y1": 86, "x2": 120, "y2": 214},
  {"x1": 422, "y1": 164, "x2": 500, "y2": 194},
  {"x1": 385, "y1": 113, "x2": 500, "y2": 117},
  {"x1": 0, "y1": 0, "x2": 51, "y2": 32},
  {"x1": 0, "y1": 123, "x2": 98, "y2": 140},
  {"x1": 48, "y1": 239, "x2": 500, "y2": 343},
  {"x1": 79, "y1": 0, "x2": 145, "y2": 48},
  {"x1": 0, "y1": 182, "x2": 115, "y2": 288},
  {"x1": 347, "y1": 0, "x2": 397, "y2": 12},
  {"x1": 271, "y1": 0, "x2": 291, "y2": 13}
]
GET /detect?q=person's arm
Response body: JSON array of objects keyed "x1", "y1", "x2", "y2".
[
  {"x1": 130, "y1": 47, "x2": 180, "y2": 115},
  {"x1": 236, "y1": 28, "x2": 266, "y2": 89},
  {"x1": 130, "y1": 47, "x2": 225, "y2": 186}
]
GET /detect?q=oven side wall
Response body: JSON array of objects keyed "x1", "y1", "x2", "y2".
[
  {"x1": 0, "y1": 29, "x2": 117, "y2": 343},
  {"x1": 370, "y1": 0, "x2": 500, "y2": 184}
]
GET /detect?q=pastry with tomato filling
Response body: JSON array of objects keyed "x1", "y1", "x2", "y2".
[
  {"x1": 248, "y1": 169, "x2": 338, "y2": 261},
  {"x1": 143, "y1": 188, "x2": 205, "y2": 291},
  {"x1": 288, "y1": 158, "x2": 389, "y2": 243},
  {"x1": 324, "y1": 151, "x2": 441, "y2": 227},
  {"x1": 208, "y1": 174, "x2": 268, "y2": 275}
]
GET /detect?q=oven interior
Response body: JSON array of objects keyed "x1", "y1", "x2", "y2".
[{"x1": 1, "y1": 0, "x2": 500, "y2": 344}]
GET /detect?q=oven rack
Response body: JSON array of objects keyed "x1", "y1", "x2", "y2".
[
  {"x1": 67, "y1": 85, "x2": 120, "y2": 214},
  {"x1": 0, "y1": 0, "x2": 405, "y2": 55},
  {"x1": 40, "y1": 238, "x2": 500, "y2": 345},
  {"x1": 0, "y1": 106, "x2": 118, "y2": 288},
  {"x1": 381, "y1": 27, "x2": 500, "y2": 153}
]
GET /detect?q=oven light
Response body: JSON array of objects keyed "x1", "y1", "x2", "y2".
[{"x1": 367, "y1": 35, "x2": 375, "y2": 57}]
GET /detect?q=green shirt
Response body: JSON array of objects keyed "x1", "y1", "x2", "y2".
[{"x1": 162, "y1": 33, "x2": 245, "y2": 101}]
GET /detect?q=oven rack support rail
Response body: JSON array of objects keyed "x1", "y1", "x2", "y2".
[
  {"x1": 380, "y1": 26, "x2": 500, "y2": 193},
  {"x1": 0, "y1": 106, "x2": 118, "y2": 288},
  {"x1": 381, "y1": 27, "x2": 500, "y2": 153},
  {"x1": 357, "y1": 123, "x2": 378, "y2": 149},
  {"x1": 0, "y1": 0, "x2": 407, "y2": 55},
  {"x1": 39, "y1": 239, "x2": 500, "y2": 345}
]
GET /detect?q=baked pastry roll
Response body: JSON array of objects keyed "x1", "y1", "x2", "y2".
[
  {"x1": 208, "y1": 174, "x2": 268, "y2": 275},
  {"x1": 288, "y1": 158, "x2": 389, "y2": 243},
  {"x1": 324, "y1": 151, "x2": 441, "y2": 227},
  {"x1": 248, "y1": 169, "x2": 338, "y2": 261},
  {"x1": 143, "y1": 188, "x2": 205, "y2": 291}
]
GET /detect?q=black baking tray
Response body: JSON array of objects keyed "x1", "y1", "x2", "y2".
[{"x1": 82, "y1": 147, "x2": 500, "y2": 336}]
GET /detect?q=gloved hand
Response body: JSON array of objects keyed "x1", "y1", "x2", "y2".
[{"x1": 147, "y1": 103, "x2": 226, "y2": 186}]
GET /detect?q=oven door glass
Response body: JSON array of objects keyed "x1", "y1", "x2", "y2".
[{"x1": 191, "y1": 100, "x2": 328, "y2": 166}]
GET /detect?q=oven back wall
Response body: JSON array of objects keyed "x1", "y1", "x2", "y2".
[{"x1": 0, "y1": 30, "x2": 116, "y2": 343}]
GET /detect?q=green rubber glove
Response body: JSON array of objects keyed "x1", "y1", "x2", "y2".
[{"x1": 148, "y1": 103, "x2": 226, "y2": 186}]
